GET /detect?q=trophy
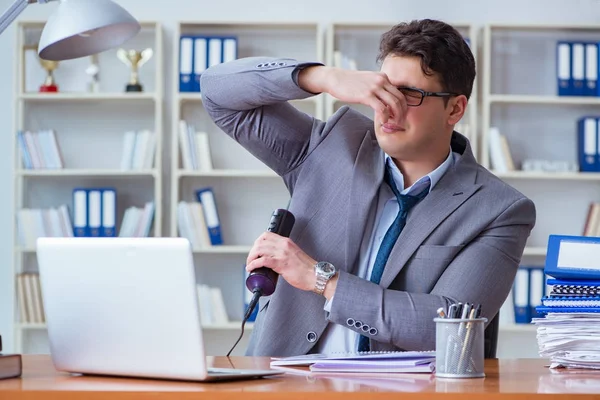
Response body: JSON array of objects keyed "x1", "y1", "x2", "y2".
[
  {"x1": 117, "y1": 48, "x2": 153, "y2": 92},
  {"x1": 85, "y1": 54, "x2": 100, "y2": 93},
  {"x1": 38, "y1": 57, "x2": 59, "y2": 92}
]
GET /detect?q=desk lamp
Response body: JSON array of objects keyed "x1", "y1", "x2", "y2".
[{"x1": 0, "y1": 0, "x2": 140, "y2": 60}]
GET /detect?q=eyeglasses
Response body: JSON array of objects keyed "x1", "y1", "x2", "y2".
[{"x1": 397, "y1": 87, "x2": 459, "y2": 107}]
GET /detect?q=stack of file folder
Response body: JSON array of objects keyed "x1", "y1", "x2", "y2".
[{"x1": 533, "y1": 235, "x2": 600, "y2": 370}]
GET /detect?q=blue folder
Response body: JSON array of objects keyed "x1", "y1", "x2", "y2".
[{"x1": 545, "y1": 235, "x2": 600, "y2": 280}]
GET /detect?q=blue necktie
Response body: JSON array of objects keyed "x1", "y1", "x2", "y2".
[{"x1": 357, "y1": 166, "x2": 430, "y2": 352}]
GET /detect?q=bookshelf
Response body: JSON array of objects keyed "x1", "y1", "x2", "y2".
[
  {"x1": 482, "y1": 23, "x2": 600, "y2": 344},
  {"x1": 12, "y1": 21, "x2": 164, "y2": 353},
  {"x1": 324, "y1": 22, "x2": 479, "y2": 160},
  {"x1": 170, "y1": 21, "x2": 325, "y2": 355}
]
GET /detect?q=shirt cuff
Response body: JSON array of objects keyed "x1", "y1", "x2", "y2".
[{"x1": 323, "y1": 295, "x2": 335, "y2": 312}]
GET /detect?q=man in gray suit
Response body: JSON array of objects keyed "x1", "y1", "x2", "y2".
[{"x1": 200, "y1": 19, "x2": 536, "y2": 356}]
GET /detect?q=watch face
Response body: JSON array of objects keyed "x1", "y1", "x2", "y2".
[{"x1": 320, "y1": 262, "x2": 335, "y2": 275}]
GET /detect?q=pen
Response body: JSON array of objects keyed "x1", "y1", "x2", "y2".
[
  {"x1": 437, "y1": 307, "x2": 446, "y2": 318},
  {"x1": 458, "y1": 307, "x2": 477, "y2": 373},
  {"x1": 443, "y1": 304, "x2": 457, "y2": 372},
  {"x1": 448, "y1": 304, "x2": 458, "y2": 319},
  {"x1": 455, "y1": 303, "x2": 463, "y2": 319}
]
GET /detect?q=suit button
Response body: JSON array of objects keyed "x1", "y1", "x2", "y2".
[
  {"x1": 278, "y1": 62, "x2": 285, "y2": 66},
  {"x1": 306, "y1": 331, "x2": 317, "y2": 342},
  {"x1": 369, "y1": 327, "x2": 378, "y2": 335},
  {"x1": 361, "y1": 325, "x2": 370, "y2": 332},
  {"x1": 346, "y1": 318, "x2": 355, "y2": 326},
  {"x1": 354, "y1": 320, "x2": 362, "y2": 329}
]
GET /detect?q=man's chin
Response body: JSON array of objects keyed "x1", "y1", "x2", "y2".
[{"x1": 375, "y1": 133, "x2": 408, "y2": 155}]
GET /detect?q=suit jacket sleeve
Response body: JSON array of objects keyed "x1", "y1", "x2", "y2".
[
  {"x1": 327, "y1": 197, "x2": 536, "y2": 351},
  {"x1": 199, "y1": 56, "x2": 327, "y2": 186}
]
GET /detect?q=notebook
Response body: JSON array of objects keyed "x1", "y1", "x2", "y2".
[
  {"x1": 308, "y1": 359, "x2": 435, "y2": 373},
  {"x1": 270, "y1": 350, "x2": 436, "y2": 374},
  {"x1": 36, "y1": 237, "x2": 283, "y2": 382}
]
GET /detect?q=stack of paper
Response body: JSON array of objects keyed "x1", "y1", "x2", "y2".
[
  {"x1": 533, "y1": 313, "x2": 600, "y2": 369},
  {"x1": 270, "y1": 351, "x2": 435, "y2": 374}
]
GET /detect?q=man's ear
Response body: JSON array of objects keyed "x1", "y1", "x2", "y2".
[{"x1": 447, "y1": 95, "x2": 467, "y2": 125}]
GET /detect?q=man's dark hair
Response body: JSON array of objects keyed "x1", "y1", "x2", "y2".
[{"x1": 377, "y1": 19, "x2": 476, "y2": 100}]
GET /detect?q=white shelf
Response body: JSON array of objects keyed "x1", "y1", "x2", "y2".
[
  {"x1": 193, "y1": 245, "x2": 252, "y2": 254},
  {"x1": 17, "y1": 169, "x2": 158, "y2": 177},
  {"x1": 177, "y1": 169, "x2": 278, "y2": 178},
  {"x1": 488, "y1": 94, "x2": 600, "y2": 105},
  {"x1": 169, "y1": 22, "x2": 324, "y2": 356},
  {"x1": 18, "y1": 244, "x2": 546, "y2": 258},
  {"x1": 17, "y1": 322, "x2": 253, "y2": 331},
  {"x1": 523, "y1": 247, "x2": 547, "y2": 257},
  {"x1": 18, "y1": 92, "x2": 158, "y2": 102},
  {"x1": 12, "y1": 20, "x2": 165, "y2": 355},
  {"x1": 178, "y1": 21, "x2": 319, "y2": 29},
  {"x1": 203, "y1": 322, "x2": 254, "y2": 330},
  {"x1": 178, "y1": 93, "x2": 204, "y2": 102},
  {"x1": 17, "y1": 323, "x2": 47, "y2": 330},
  {"x1": 493, "y1": 171, "x2": 600, "y2": 180},
  {"x1": 499, "y1": 324, "x2": 536, "y2": 333},
  {"x1": 17, "y1": 245, "x2": 253, "y2": 254},
  {"x1": 486, "y1": 23, "x2": 600, "y2": 31}
]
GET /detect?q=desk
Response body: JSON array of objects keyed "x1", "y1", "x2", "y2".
[{"x1": 0, "y1": 355, "x2": 600, "y2": 399}]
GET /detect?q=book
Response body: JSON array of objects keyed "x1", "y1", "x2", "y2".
[{"x1": 0, "y1": 354, "x2": 22, "y2": 380}]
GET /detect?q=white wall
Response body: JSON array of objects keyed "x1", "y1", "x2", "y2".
[{"x1": 1, "y1": 0, "x2": 600, "y2": 353}]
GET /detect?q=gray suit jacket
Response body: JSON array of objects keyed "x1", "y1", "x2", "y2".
[{"x1": 200, "y1": 57, "x2": 536, "y2": 356}]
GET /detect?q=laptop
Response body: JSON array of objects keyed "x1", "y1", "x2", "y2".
[{"x1": 36, "y1": 236, "x2": 282, "y2": 382}]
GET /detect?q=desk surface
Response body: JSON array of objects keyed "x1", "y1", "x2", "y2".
[{"x1": 1, "y1": 355, "x2": 600, "y2": 399}]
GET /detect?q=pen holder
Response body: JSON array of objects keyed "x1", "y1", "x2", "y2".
[{"x1": 434, "y1": 317, "x2": 487, "y2": 379}]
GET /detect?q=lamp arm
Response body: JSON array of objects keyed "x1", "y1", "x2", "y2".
[{"x1": 0, "y1": 0, "x2": 56, "y2": 36}]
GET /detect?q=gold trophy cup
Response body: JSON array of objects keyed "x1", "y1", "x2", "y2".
[
  {"x1": 117, "y1": 48, "x2": 153, "y2": 92},
  {"x1": 39, "y1": 58, "x2": 59, "y2": 92}
]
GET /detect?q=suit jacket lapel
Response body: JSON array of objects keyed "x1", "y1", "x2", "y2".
[
  {"x1": 379, "y1": 138, "x2": 482, "y2": 288},
  {"x1": 345, "y1": 130, "x2": 383, "y2": 274}
]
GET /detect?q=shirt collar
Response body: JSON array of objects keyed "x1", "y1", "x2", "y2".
[{"x1": 385, "y1": 148, "x2": 454, "y2": 195}]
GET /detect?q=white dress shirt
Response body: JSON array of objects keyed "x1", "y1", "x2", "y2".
[{"x1": 313, "y1": 148, "x2": 456, "y2": 354}]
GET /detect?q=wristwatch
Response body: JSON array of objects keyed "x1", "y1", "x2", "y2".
[{"x1": 313, "y1": 261, "x2": 337, "y2": 296}]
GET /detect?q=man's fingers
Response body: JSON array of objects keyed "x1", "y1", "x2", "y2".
[
  {"x1": 246, "y1": 257, "x2": 270, "y2": 273},
  {"x1": 385, "y1": 84, "x2": 408, "y2": 115},
  {"x1": 376, "y1": 88, "x2": 402, "y2": 120},
  {"x1": 246, "y1": 245, "x2": 261, "y2": 266},
  {"x1": 378, "y1": 86, "x2": 407, "y2": 125},
  {"x1": 246, "y1": 232, "x2": 277, "y2": 265},
  {"x1": 246, "y1": 254, "x2": 281, "y2": 274},
  {"x1": 367, "y1": 97, "x2": 389, "y2": 121}
]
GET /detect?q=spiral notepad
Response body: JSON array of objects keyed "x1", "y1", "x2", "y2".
[
  {"x1": 550, "y1": 285, "x2": 600, "y2": 297},
  {"x1": 542, "y1": 296, "x2": 600, "y2": 307},
  {"x1": 547, "y1": 278, "x2": 600, "y2": 297}
]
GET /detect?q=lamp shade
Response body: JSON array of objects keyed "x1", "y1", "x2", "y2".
[{"x1": 38, "y1": 0, "x2": 141, "y2": 61}]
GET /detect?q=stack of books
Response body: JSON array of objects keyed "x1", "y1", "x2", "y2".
[{"x1": 533, "y1": 235, "x2": 600, "y2": 370}]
